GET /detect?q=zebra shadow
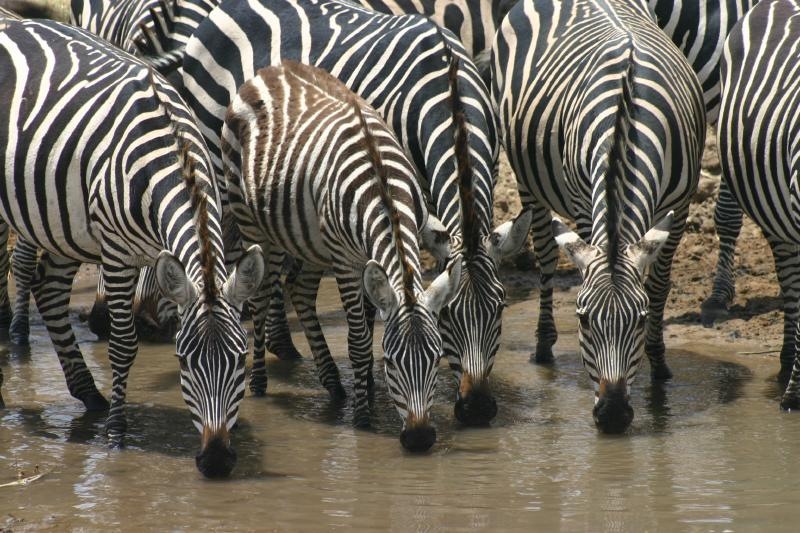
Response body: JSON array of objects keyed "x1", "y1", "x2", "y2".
[
  {"x1": 664, "y1": 295, "x2": 783, "y2": 326},
  {"x1": 7, "y1": 403, "x2": 270, "y2": 479}
]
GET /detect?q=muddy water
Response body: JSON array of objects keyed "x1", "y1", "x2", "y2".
[{"x1": 1, "y1": 273, "x2": 799, "y2": 531}]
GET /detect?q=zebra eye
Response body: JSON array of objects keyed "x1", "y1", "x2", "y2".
[
  {"x1": 237, "y1": 352, "x2": 247, "y2": 369},
  {"x1": 175, "y1": 353, "x2": 188, "y2": 371}
]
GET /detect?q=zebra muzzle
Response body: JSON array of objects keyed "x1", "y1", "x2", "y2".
[
  {"x1": 400, "y1": 413, "x2": 436, "y2": 452},
  {"x1": 196, "y1": 426, "x2": 237, "y2": 478},
  {"x1": 455, "y1": 375, "x2": 497, "y2": 425},
  {"x1": 593, "y1": 380, "x2": 634, "y2": 434}
]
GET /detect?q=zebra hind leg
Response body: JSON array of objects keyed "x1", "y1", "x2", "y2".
[
  {"x1": 700, "y1": 182, "x2": 743, "y2": 327},
  {"x1": 87, "y1": 268, "x2": 110, "y2": 340},
  {"x1": 31, "y1": 253, "x2": 109, "y2": 411},
  {"x1": 291, "y1": 267, "x2": 346, "y2": 401},
  {"x1": 0, "y1": 222, "x2": 11, "y2": 339},
  {"x1": 101, "y1": 261, "x2": 138, "y2": 447},
  {"x1": 766, "y1": 238, "x2": 800, "y2": 384},
  {"x1": 529, "y1": 200, "x2": 558, "y2": 364},
  {"x1": 9, "y1": 238, "x2": 39, "y2": 345},
  {"x1": 0, "y1": 220, "x2": 7, "y2": 406},
  {"x1": 644, "y1": 208, "x2": 690, "y2": 381},
  {"x1": 265, "y1": 254, "x2": 302, "y2": 360},
  {"x1": 247, "y1": 278, "x2": 270, "y2": 396}
]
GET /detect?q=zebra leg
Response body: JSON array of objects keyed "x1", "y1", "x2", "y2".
[
  {"x1": 265, "y1": 254, "x2": 302, "y2": 360},
  {"x1": 31, "y1": 252, "x2": 108, "y2": 410},
  {"x1": 700, "y1": 181, "x2": 743, "y2": 326},
  {"x1": 88, "y1": 269, "x2": 111, "y2": 341},
  {"x1": 766, "y1": 238, "x2": 800, "y2": 383},
  {"x1": 364, "y1": 299, "x2": 376, "y2": 396},
  {"x1": 133, "y1": 266, "x2": 177, "y2": 342},
  {"x1": 644, "y1": 207, "x2": 689, "y2": 381},
  {"x1": 291, "y1": 266, "x2": 346, "y2": 401},
  {"x1": 335, "y1": 268, "x2": 374, "y2": 428},
  {"x1": 529, "y1": 199, "x2": 558, "y2": 364},
  {"x1": 0, "y1": 220, "x2": 7, "y2": 406},
  {"x1": 0, "y1": 222, "x2": 11, "y2": 338},
  {"x1": 101, "y1": 261, "x2": 138, "y2": 447},
  {"x1": 247, "y1": 272, "x2": 271, "y2": 397},
  {"x1": 9, "y1": 238, "x2": 38, "y2": 345}
]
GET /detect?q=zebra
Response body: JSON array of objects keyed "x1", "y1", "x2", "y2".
[
  {"x1": 0, "y1": 17, "x2": 263, "y2": 477},
  {"x1": 639, "y1": 1, "x2": 762, "y2": 329},
  {"x1": 182, "y1": 0, "x2": 531, "y2": 425},
  {"x1": 715, "y1": 0, "x2": 800, "y2": 407},
  {"x1": 223, "y1": 60, "x2": 463, "y2": 448},
  {"x1": 492, "y1": 0, "x2": 705, "y2": 432},
  {"x1": 350, "y1": 0, "x2": 519, "y2": 79}
]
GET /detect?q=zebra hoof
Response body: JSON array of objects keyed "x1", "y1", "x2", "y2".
[
  {"x1": 651, "y1": 364, "x2": 673, "y2": 381},
  {"x1": 249, "y1": 377, "x2": 268, "y2": 397},
  {"x1": 780, "y1": 393, "x2": 800, "y2": 412},
  {"x1": 108, "y1": 434, "x2": 126, "y2": 449},
  {"x1": 700, "y1": 299, "x2": 729, "y2": 328},
  {"x1": 327, "y1": 383, "x2": 347, "y2": 402},
  {"x1": 81, "y1": 391, "x2": 110, "y2": 412},
  {"x1": 268, "y1": 343, "x2": 302, "y2": 361},
  {"x1": 531, "y1": 345, "x2": 555, "y2": 365},
  {"x1": 353, "y1": 407, "x2": 371, "y2": 428}
]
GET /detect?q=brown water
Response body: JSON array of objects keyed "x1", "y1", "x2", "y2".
[{"x1": 1, "y1": 274, "x2": 799, "y2": 531}]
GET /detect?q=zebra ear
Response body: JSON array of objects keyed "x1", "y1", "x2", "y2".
[
  {"x1": 223, "y1": 245, "x2": 265, "y2": 309},
  {"x1": 552, "y1": 218, "x2": 598, "y2": 275},
  {"x1": 363, "y1": 260, "x2": 398, "y2": 320},
  {"x1": 155, "y1": 251, "x2": 198, "y2": 307},
  {"x1": 487, "y1": 207, "x2": 533, "y2": 261},
  {"x1": 627, "y1": 211, "x2": 674, "y2": 276},
  {"x1": 424, "y1": 254, "x2": 463, "y2": 315},
  {"x1": 420, "y1": 213, "x2": 451, "y2": 267}
]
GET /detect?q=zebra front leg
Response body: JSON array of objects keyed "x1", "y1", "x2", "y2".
[
  {"x1": 31, "y1": 253, "x2": 108, "y2": 410},
  {"x1": 530, "y1": 200, "x2": 558, "y2": 363},
  {"x1": 644, "y1": 207, "x2": 689, "y2": 381},
  {"x1": 101, "y1": 261, "x2": 138, "y2": 447},
  {"x1": 766, "y1": 238, "x2": 800, "y2": 383},
  {"x1": 291, "y1": 267, "x2": 346, "y2": 401},
  {"x1": 9, "y1": 238, "x2": 39, "y2": 345},
  {"x1": 265, "y1": 254, "x2": 302, "y2": 360},
  {"x1": 335, "y1": 268, "x2": 374, "y2": 427},
  {"x1": 0, "y1": 220, "x2": 6, "y2": 405},
  {"x1": 701, "y1": 181, "x2": 743, "y2": 326}
]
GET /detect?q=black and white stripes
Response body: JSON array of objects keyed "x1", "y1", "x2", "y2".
[
  {"x1": 0, "y1": 17, "x2": 262, "y2": 477},
  {"x1": 492, "y1": 0, "x2": 704, "y2": 432}
]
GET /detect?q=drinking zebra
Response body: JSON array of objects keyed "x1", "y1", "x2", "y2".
[
  {"x1": 183, "y1": 0, "x2": 531, "y2": 424},
  {"x1": 0, "y1": 17, "x2": 263, "y2": 477},
  {"x1": 715, "y1": 0, "x2": 800, "y2": 405},
  {"x1": 223, "y1": 60, "x2": 462, "y2": 447},
  {"x1": 492, "y1": 0, "x2": 705, "y2": 432}
]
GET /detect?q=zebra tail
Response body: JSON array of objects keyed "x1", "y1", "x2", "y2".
[{"x1": 605, "y1": 48, "x2": 636, "y2": 269}]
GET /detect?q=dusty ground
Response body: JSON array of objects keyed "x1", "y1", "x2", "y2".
[{"x1": 492, "y1": 127, "x2": 782, "y2": 356}]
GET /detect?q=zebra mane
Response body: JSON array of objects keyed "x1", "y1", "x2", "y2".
[
  {"x1": 351, "y1": 97, "x2": 417, "y2": 308},
  {"x1": 436, "y1": 26, "x2": 477, "y2": 258},
  {"x1": 146, "y1": 68, "x2": 218, "y2": 303},
  {"x1": 605, "y1": 51, "x2": 636, "y2": 274}
]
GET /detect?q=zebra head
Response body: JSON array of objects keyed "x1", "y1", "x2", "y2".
[
  {"x1": 553, "y1": 212, "x2": 673, "y2": 434},
  {"x1": 363, "y1": 257, "x2": 462, "y2": 452},
  {"x1": 444, "y1": 208, "x2": 532, "y2": 426},
  {"x1": 155, "y1": 245, "x2": 264, "y2": 477}
]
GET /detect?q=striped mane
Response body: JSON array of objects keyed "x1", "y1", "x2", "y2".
[
  {"x1": 437, "y1": 28, "x2": 478, "y2": 259},
  {"x1": 605, "y1": 52, "x2": 636, "y2": 275},
  {"x1": 351, "y1": 96, "x2": 417, "y2": 308},
  {"x1": 147, "y1": 68, "x2": 218, "y2": 303}
]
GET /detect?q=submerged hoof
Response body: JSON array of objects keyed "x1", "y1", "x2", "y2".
[
  {"x1": 81, "y1": 391, "x2": 110, "y2": 412},
  {"x1": 651, "y1": 364, "x2": 673, "y2": 381},
  {"x1": 531, "y1": 345, "x2": 555, "y2": 365},
  {"x1": 700, "y1": 299, "x2": 729, "y2": 328},
  {"x1": 327, "y1": 383, "x2": 347, "y2": 403},
  {"x1": 269, "y1": 343, "x2": 302, "y2": 361},
  {"x1": 107, "y1": 434, "x2": 125, "y2": 449},
  {"x1": 780, "y1": 393, "x2": 800, "y2": 412}
]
